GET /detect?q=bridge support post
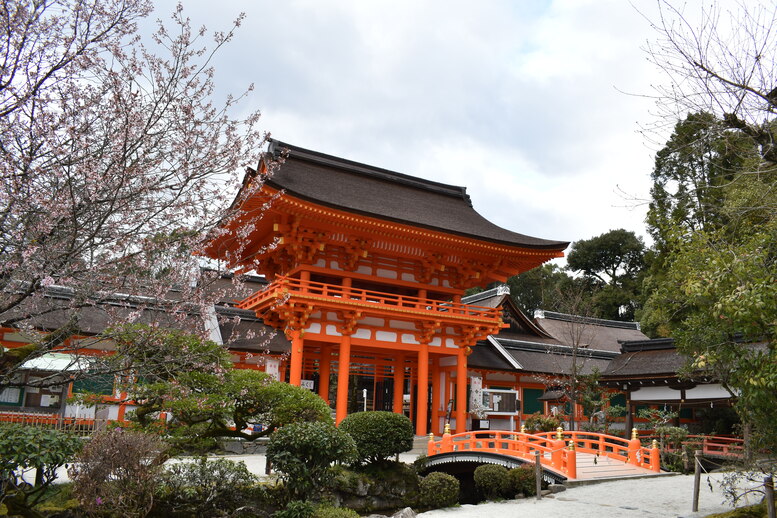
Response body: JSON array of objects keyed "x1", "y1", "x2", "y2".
[
  {"x1": 427, "y1": 433, "x2": 436, "y2": 456},
  {"x1": 551, "y1": 440, "x2": 564, "y2": 469},
  {"x1": 628, "y1": 428, "x2": 641, "y2": 465},
  {"x1": 442, "y1": 424, "x2": 453, "y2": 453},
  {"x1": 650, "y1": 439, "x2": 660, "y2": 472},
  {"x1": 551, "y1": 427, "x2": 564, "y2": 469},
  {"x1": 565, "y1": 442, "x2": 577, "y2": 479}
]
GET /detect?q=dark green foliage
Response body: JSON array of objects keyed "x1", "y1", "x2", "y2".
[
  {"x1": 155, "y1": 457, "x2": 258, "y2": 516},
  {"x1": 507, "y1": 466, "x2": 538, "y2": 497},
  {"x1": 578, "y1": 369, "x2": 626, "y2": 433},
  {"x1": 411, "y1": 454, "x2": 429, "y2": 474},
  {"x1": 0, "y1": 423, "x2": 82, "y2": 517},
  {"x1": 472, "y1": 464, "x2": 510, "y2": 501},
  {"x1": 566, "y1": 229, "x2": 646, "y2": 320},
  {"x1": 523, "y1": 413, "x2": 560, "y2": 433},
  {"x1": 417, "y1": 472, "x2": 460, "y2": 509},
  {"x1": 268, "y1": 422, "x2": 357, "y2": 501},
  {"x1": 506, "y1": 263, "x2": 574, "y2": 316},
  {"x1": 313, "y1": 505, "x2": 360, "y2": 518},
  {"x1": 339, "y1": 411, "x2": 414, "y2": 464},
  {"x1": 112, "y1": 326, "x2": 331, "y2": 451},
  {"x1": 567, "y1": 229, "x2": 646, "y2": 284},
  {"x1": 274, "y1": 500, "x2": 316, "y2": 518},
  {"x1": 646, "y1": 113, "x2": 758, "y2": 251}
]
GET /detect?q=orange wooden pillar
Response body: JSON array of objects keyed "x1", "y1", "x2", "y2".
[
  {"x1": 416, "y1": 343, "x2": 429, "y2": 436},
  {"x1": 318, "y1": 345, "x2": 331, "y2": 404},
  {"x1": 289, "y1": 330, "x2": 304, "y2": 386},
  {"x1": 431, "y1": 356, "x2": 441, "y2": 435},
  {"x1": 393, "y1": 355, "x2": 404, "y2": 414},
  {"x1": 455, "y1": 347, "x2": 467, "y2": 433},
  {"x1": 336, "y1": 335, "x2": 352, "y2": 424}
]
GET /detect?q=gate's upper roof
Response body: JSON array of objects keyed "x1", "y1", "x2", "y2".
[{"x1": 265, "y1": 140, "x2": 568, "y2": 250}]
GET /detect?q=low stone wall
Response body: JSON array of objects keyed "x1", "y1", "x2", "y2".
[{"x1": 217, "y1": 436, "x2": 270, "y2": 454}]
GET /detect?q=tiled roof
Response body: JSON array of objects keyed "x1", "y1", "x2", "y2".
[
  {"x1": 534, "y1": 310, "x2": 649, "y2": 352},
  {"x1": 265, "y1": 140, "x2": 569, "y2": 250}
]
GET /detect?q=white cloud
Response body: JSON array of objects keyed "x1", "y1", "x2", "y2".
[{"x1": 174, "y1": 0, "x2": 667, "y2": 249}]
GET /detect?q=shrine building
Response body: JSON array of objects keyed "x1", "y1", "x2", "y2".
[{"x1": 203, "y1": 140, "x2": 568, "y2": 436}]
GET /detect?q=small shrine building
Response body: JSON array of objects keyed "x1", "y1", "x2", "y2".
[{"x1": 203, "y1": 140, "x2": 568, "y2": 435}]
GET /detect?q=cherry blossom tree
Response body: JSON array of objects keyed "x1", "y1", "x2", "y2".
[{"x1": 0, "y1": 1, "x2": 270, "y2": 390}]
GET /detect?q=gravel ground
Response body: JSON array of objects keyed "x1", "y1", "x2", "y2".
[{"x1": 417, "y1": 473, "x2": 752, "y2": 518}]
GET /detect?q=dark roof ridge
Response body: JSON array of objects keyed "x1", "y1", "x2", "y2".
[
  {"x1": 493, "y1": 337, "x2": 619, "y2": 359},
  {"x1": 461, "y1": 284, "x2": 510, "y2": 305},
  {"x1": 268, "y1": 139, "x2": 473, "y2": 206},
  {"x1": 618, "y1": 338, "x2": 676, "y2": 353},
  {"x1": 535, "y1": 310, "x2": 641, "y2": 330}
]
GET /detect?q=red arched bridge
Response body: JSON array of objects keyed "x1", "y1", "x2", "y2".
[{"x1": 426, "y1": 427, "x2": 662, "y2": 482}]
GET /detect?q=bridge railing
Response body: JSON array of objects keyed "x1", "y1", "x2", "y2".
[
  {"x1": 533, "y1": 428, "x2": 661, "y2": 472},
  {"x1": 427, "y1": 428, "x2": 578, "y2": 479},
  {"x1": 657, "y1": 434, "x2": 745, "y2": 459},
  {"x1": 428, "y1": 427, "x2": 662, "y2": 478}
]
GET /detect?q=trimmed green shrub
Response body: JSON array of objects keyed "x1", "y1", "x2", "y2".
[
  {"x1": 417, "y1": 472, "x2": 460, "y2": 509},
  {"x1": 524, "y1": 413, "x2": 561, "y2": 433},
  {"x1": 313, "y1": 505, "x2": 361, "y2": 518},
  {"x1": 339, "y1": 411, "x2": 414, "y2": 464},
  {"x1": 0, "y1": 423, "x2": 82, "y2": 517},
  {"x1": 473, "y1": 464, "x2": 510, "y2": 501},
  {"x1": 155, "y1": 457, "x2": 258, "y2": 515},
  {"x1": 274, "y1": 500, "x2": 316, "y2": 518},
  {"x1": 268, "y1": 421, "x2": 357, "y2": 501},
  {"x1": 507, "y1": 465, "x2": 538, "y2": 497}
]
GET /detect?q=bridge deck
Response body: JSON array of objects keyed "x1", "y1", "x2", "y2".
[{"x1": 573, "y1": 452, "x2": 662, "y2": 481}]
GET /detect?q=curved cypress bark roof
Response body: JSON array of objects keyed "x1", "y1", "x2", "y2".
[{"x1": 265, "y1": 140, "x2": 568, "y2": 250}]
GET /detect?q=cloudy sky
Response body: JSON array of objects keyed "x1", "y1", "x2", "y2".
[{"x1": 172, "y1": 0, "x2": 675, "y2": 252}]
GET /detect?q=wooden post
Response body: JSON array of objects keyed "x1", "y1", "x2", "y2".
[
  {"x1": 765, "y1": 475, "x2": 775, "y2": 518},
  {"x1": 624, "y1": 398, "x2": 633, "y2": 439},
  {"x1": 289, "y1": 330, "x2": 304, "y2": 386},
  {"x1": 393, "y1": 355, "x2": 404, "y2": 415},
  {"x1": 335, "y1": 335, "x2": 352, "y2": 424},
  {"x1": 692, "y1": 450, "x2": 701, "y2": 512},
  {"x1": 534, "y1": 450, "x2": 542, "y2": 500},
  {"x1": 318, "y1": 345, "x2": 331, "y2": 404},
  {"x1": 431, "y1": 357, "x2": 441, "y2": 435},
  {"x1": 416, "y1": 344, "x2": 429, "y2": 436},
  {"x1": 455, "y1": 348, "x2": 467, "y2": 433}
]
